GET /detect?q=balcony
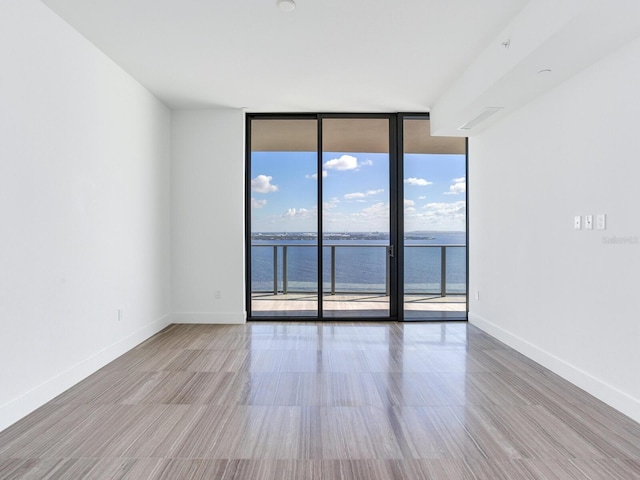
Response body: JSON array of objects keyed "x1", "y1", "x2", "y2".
[{"x1": 250, "y1": 243, "x2": 467, "y2": 318}]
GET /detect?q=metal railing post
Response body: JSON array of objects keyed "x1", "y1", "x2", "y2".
[
  {"x1": 331, "y1": 245, "x2": 336, "y2": 295},
  {"x1": 283, "y1": 245, "x2": 288, "y2": 294},
  {"x1": 386, "y1": 245, "x2": 390, "y2": 296},
  {"x1": 440, "y1": 246, "x2": 447, "y2": 297},
  {"x1": 273, "y1": 245, "x2": 278, "y2": 295}
]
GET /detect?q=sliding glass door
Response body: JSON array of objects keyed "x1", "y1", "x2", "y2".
[
  {"x1": 402, "y1": 116, "x2": 467, "y2": 320},
  {"x1": 321, "y1": 117, "x2": 394, "y2": 318},
  {"x1": 249, "y1": 118, "x2": 319, "y2": 317},
  {"x1": 246, "y1": 113, "x2": 466, "y2": 321}
]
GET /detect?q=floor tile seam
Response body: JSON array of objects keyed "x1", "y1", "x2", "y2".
[
  {"x1": 533, "y1": 403, "x2": 640, "y2": 459},
  {"x1": 448, "y1": 404, "x2": 561, "y2": 460},
  {"x1": 459, "y1": 458, "x2": 603, "y2": 480},
  {"x1": 0, "y1": 404, "x2": 78, "y2": 446},
  {"x1": 446, "y1": 406, "x2": 494, "y2": 462},
  {"x1": 33, "y1": 407, "x2": 159, "y2": 460},
  {"x1": 0, "y1": 457, "x2": 531, "y2": 463},
  {"x1": 516, "y1": 405, "x2": 619, "y2": 460},
  {"x1": 5, "y1": 404, "x2": 113, "y2": 459},
  {"x1": 5, "y1": 453, "x2": 639, "y2": 461},
  {"x1": 384, "y1": 408, "x2": 416, "y2": 460},
  {"x1": 47, "y1": 396, "x2": 472, "y2": 408},
  {"x1": 48, "y1": 398, "x2": 572, "y2": 407},
  {"x1": 568, "y1": 459, "x2": 640, "y2": 480},
  {"x1": 78, "y1": 372, "x2": 172, "y2": 405},
  {"x1": 541, "y1": 402, "x2": 640, "y2": 457}
]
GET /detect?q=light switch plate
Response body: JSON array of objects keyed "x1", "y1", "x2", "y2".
[
  {"x1": 574, "y1": 216, "x2": 581, "y2": 230},
  {"x1": 596, "y1": 214, "x2": 606, "y2": 230},
  {"x1": 585, "y1": 215, "x2": 593, "y2": 230}
]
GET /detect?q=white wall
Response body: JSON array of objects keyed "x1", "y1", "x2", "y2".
[
  {"x1": 171, "y1": 109, "x2": 246, "y2": 324},
  {"x1": 0, "y1": 1, "x2": 171, "y2": 431},
  {"x1": 469, "y1": 36, "x2": 640, "y2": 423}
]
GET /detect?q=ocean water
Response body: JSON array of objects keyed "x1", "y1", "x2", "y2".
[{"x1": 251, "y1": 232, "x2": 466, "y2": 294}]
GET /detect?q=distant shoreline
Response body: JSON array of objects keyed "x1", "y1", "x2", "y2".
[{"x1": 251, "y1": 231, "x2": 465, "y2": 241}]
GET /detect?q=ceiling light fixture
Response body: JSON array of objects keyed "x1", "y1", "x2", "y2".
[{"x1": 277, "y1": 0, "x2": 296, "y2": 12}]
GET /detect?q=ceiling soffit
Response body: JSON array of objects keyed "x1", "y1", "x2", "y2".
[{"x1": 251, "y1": 118, "x2": 464, "y2": 154}]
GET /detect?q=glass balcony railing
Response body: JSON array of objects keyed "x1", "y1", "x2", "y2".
[{"x1": 251, "y1": 244, "x2": 467, "y2": 296}]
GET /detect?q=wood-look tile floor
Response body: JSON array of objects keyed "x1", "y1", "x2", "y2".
[{"x1": 1, "y1": 322, "x2": 640, "y2": 479}]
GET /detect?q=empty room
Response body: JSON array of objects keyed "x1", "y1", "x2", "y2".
[{"x1": 1, "y1": 1, "x2": 639, "y2": 479}]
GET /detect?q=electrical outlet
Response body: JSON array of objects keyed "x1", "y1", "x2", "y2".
[
  {"x1": 584, "y1": 215, "x2": 593, "y2": 230},
  {"x1": 574, "y1": 216, "x2": 582, "y2": 230},
  {"x1": 215, "y1": 290, "x2": 221, "y2": 299},
  {"x1": 596, "y1": 214, "x2": 606, "y2": 230}
]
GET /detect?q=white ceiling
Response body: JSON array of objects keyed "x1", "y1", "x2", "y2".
[{"x1": 41, "y1": 0, "x2": 529, "y2": 111}]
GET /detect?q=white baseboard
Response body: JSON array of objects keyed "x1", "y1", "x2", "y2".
[
  {"x1": 171, "y1": 311, "x2": 247, "y2": 324},
  {"x1": 469, "y1": 312, "x2": 640, "y2": 424},
  {"x1": 0, "y1": 314, "x2": 172, "y2": 433}
]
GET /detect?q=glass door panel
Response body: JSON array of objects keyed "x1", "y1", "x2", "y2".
[
  {"x1": 402, "y1": 117, "x2": 467, "y2": 320},
  {"x1": 249, "y1": 114, "x2": 465, "y2": 321},
  {"x1": 321, "y1": 118, "x2": 391, "y2": 318},
  {"x1": 249, "y1": 118, "x2": 319, "y2": 317}
]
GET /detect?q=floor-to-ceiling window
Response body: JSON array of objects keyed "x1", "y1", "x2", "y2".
[
  {"x1": 248, "y1": 117, "x2": 319, "y2": 317},
  {"x1": 401, "y1": 116, "x2": 467, "y2": 320},
  {"x1": 321, "y1": 117, "x2": 395, "y2": 318},
  {"x1": 246, "y1": 113, "x2": 466, "y2": 321}
]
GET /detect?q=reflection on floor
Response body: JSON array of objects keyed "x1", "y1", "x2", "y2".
[
  {"x1": 251, "y1": 293, "x2": 467, "y2": 318},
  {"x1": 1, "y1": 322, "x2": 639, "y2": 479}
]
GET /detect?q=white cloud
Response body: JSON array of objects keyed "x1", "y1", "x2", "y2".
[
  {"x1": 324, "y1": 197, "x2": 340, "y2": 210},
  {"x1": 251, "y1": 174, "x2": 278, "y2": 193},
  {"x1": 404, "y1": 200, "x2": 466, "y2": 232},
  {"x1": 404, "y1": 177, "x2": 432, "y2": 186},
  {"x1": 325, "y1": 202, "x2": 391, "y2": 231},
  {"x1": 418, "y1": 195, "x2": 426, "y2": 200},
  {"x1": 282, "y1": 207, "x2": 314, "y2": 218},
  {"x1": 324, "y1": 154, "x2": 358, "y2": 171},
  {"x1": 251, "y1": 198, "x2": 267, "y2": 209},
  {"x1": 344, "y1": 192, "x2": 366, "y2": 200},
  {"x1": 358, "y1": 202, "x2": 389, "y2": 217},
  {"x1": 422, "y1": 201, "x2": 466, "y2": 216},
  {"x1": 360, "y1": 159, "x2": 373, "y2": 166},
  {"x1": 404, "y1": 199, "x2": 416, "y2": 213},
  {"x1": 444, "y1": 177, "x2": 466, "y2": 195},
  {"x1": 306, "y1": 170, "x2": 328, "y2": 179},
  {"x1": 344, "y1": 189, "x2": 384, "y2": 200}
]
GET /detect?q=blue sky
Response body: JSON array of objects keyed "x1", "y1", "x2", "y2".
[{"x1": 251, "y1": 151, "x2": 465, "y2": 232}]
